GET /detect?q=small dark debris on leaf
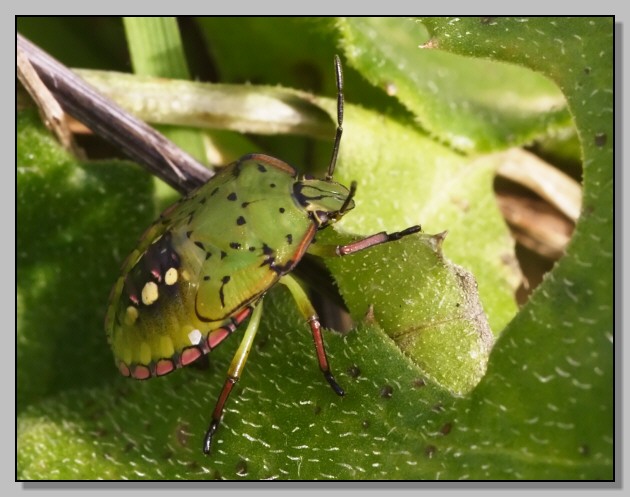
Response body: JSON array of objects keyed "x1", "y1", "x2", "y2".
[
  {"x1": 256, "y1": 336, "x2": 268, "y2": 350},
  {"x1": 440, "y1": 422, "x2": 453, "y2": 436},
  {"x1": 236, "y1": 459, "x2": 248, "y2": 476},
  {"x1": 412, "y1": 378, "x2": 426, "y2": 389},
  {"x1": 347, "y1": 365, "x2": 361, "y2": 378},
  {"x1": 380, "y1": 385, "x2": 394, "y2": 399},
  {"x1": 93, "y1": 427, "x2": 108, "y2": 438}
]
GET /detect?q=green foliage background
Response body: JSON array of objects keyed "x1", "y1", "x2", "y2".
[{"x1": 17, "y1": 17, "x2": 613, "y2": 480}]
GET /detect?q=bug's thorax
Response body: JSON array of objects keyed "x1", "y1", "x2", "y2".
[{"x1": 293, "y1": 177, "x2": 355, "y2": 228}]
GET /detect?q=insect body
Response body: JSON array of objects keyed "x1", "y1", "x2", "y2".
[{"x1": 105, "y1": 56, "x2": 421, "y2": 454}]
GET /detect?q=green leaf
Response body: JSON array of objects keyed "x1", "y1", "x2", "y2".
[
  {"x1": 123, "y1": 17, "x2": 191, "y2": 79},
  {"x1": 336, "y1": 17, "x2": 571, "y2": 152},
  {"x1": 415, "y1": 16, "x2": 613, "y2": 479},
  {"x1": 324, "y1": 230, "x2": 494, "y2": 396}
]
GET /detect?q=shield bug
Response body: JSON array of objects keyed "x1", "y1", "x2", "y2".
[{"x1": 105, "y1": 56, "x2": 421, "y2": 454}]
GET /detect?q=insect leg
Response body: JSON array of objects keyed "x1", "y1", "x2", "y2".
[
  {"x1": 202, "y1": 301, "x2": 263, "y2": 455},
  {"x1": 308, "y1": 225, "x2": 422, "y2": 258},
  {"x1": 279, "y1": 274, "x2": 345, "y2": 397}
]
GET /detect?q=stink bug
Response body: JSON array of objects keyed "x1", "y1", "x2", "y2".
[{"x1": 105, "y1": 56, "x2": 421, "y2": 454}]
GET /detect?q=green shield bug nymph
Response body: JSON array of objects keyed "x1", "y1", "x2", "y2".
[{"x1": 105, "y1": 56, "x2": 421, "y2": 455}]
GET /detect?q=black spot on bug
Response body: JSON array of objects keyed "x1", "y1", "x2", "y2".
[
  {"x1": 237, "y1": 216, "x2": 246, "y2": 226},
  {"x1": 594, "y1": 132, "x2": 607, "y2": 147},
  {"x1": 210, "y1": 187, "x2": 219, "y2": 197},
  {"x1": 199, "y1": 197, "x2": 207, "y2": 205},
  {"x1": 194, "y1": 241, "x2": 206, "y2": 251},
  {"x1": 187, "y1": 212, "x2": 195, "y2": 225},
  {"x1": 260, "y1": 244, "x2": 274, "y2": 262},
  {"x1": 204, "y1": 275, "x2": 210, "y2": 281},
  {"x1": 186, "y1": 230, "x2": 193, "y2": 238},
  {"x1": 230, "y1": 242, "x2": 241, "y2": 250},
  {"x1": 235, "y1": 459, "x2": 248, "y2": 476},
  {"x1": 257, "y1": 163, "x2": 267, "y2": 173},
  {"x1": 241, "y1": 202, "x2": 251, "y2": 208},
  {"x1": 219, "y1": 276, "x2": 231, "y2": 307},
  {"x1": 347, "y1": 365, "x2": 361, "y2": 378},
  {"x1": 425, "y1": 445, "x2": 437, "y2": 459},
  {"x1": 269, "y1": 183, "x2": 276, "y2": 188},
  {"x1": 440, "y1": 422, "x2": 453, "y2": 436},
  {"x1": 248, "y1": 246, "x2": 256, "y2": 252},
  {"x1": 221, "y1": 251, "x2": 227, "y2": 259},
  {"x1": 380, "y1": 385, "x2": 394, "y2": 399},
  {"x1": 205, "y1": 252, "x2": 212, "y2": 260},
  {"x1": 279, "y1": 207, "x2": 285, "y2": 213},
  {"x1": 227, "y1": 192, "x2": 237, "y2": 201},
  {"x1": 286, "y1": 234, "x2": 293, "y2": 245}
]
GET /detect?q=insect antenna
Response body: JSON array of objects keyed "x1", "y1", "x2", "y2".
[{"x1": 325, "y1": 55, "x2": 344, "y2": 181}]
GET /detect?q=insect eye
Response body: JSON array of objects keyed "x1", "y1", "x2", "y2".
[{"x1": 315, "y1": 211, "x2": 330, "y2": 225}]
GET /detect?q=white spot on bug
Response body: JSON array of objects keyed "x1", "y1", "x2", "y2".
[
  {"x1": 188, "y1": 329, "x2": 202, "y2": 345},
  {"x1": 124, "y1": 306, "x2": 138, "y2": 325},
  {"x1": 141, "y1": 281, "x2": 159, "y2": 305},
  {"x1": 164, "y1": 267, "x2": 178, "y2": 285}
]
